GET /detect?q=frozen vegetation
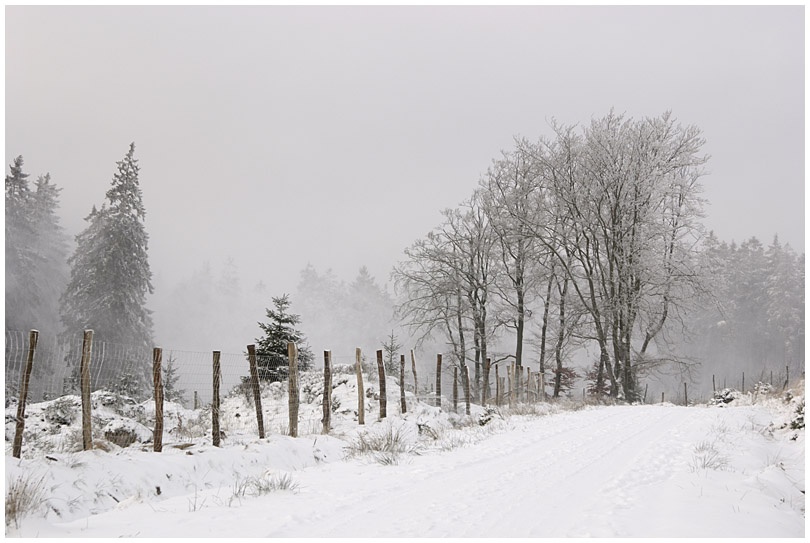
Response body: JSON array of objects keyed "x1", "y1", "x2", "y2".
[{"x1": 5, "y1": 369, "x2": 804, "y2": 538}]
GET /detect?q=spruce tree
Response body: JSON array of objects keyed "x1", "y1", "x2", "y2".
[
  {"x1": 5, "y1": 158, "x2": 69, "y2": 334},
  {"x1": 5, "y1": 156, "x2": 38, "y2": 331},
  {"x1": 60, "y1": 143, "x2": 154, "y2": 392},
  {"x1": 29, "y1": 174, "x2": 69, "y2": 334},
  {"x1": 254, "y1": 294, "x2": 314, "y2": 382}
]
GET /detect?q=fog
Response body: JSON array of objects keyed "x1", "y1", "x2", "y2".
[{"x1": 5, "y1": 6, "x2": 804, "y2": 373}]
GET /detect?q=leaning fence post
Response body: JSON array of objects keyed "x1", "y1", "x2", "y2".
[
  {"x1": 399, "y1": 354, "x2": 407, "y2": 414},
  {"x1": 435, "y1": 354, "x2": 442, "y2": 409},
  {"x1": 288, "y1": 342, "x2": 299, "y2": 437},
  {"x1": 80, "y1": 330, "x2": 94, "y2": 451},
  {"x1": 376, "y1": 349, "x2": 387, "y2": 419},
  {"x1": 355, "y1": 348, "x2": 365, "y2": 425},
  {"x1": 322, "y1": 351, "x2": 332, "y2": 434},
  {"x1": 152, "y1": 347, "x2": 164, "y2": 452},
  {"x1": 12, "y1": 330, "x2": 38, "y2": 459},
  {"x1": 212, "y1": 350, "x2": 221, "y2": 447},
  {"x1": 247, "y1": 345, "x2": 265, "y2": 439},
  {"x1": 410, "y1": 349, "x2": 418, "y2": 396}
]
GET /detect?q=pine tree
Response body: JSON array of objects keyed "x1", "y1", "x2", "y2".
[
  {"x1": 5, "y1": 156, "x2": 38, "y2": 331},
  {"x1": 60, "y1": 143, "x2": 154, "y2": 391},
  {"x1": 382, "y1": 330, "x2": 402, "y2": 376},
  {"x1": 163, "y1": 354, "x2": 186, "y2": 404},
  {"x1": 29, "y1": 174, "x2": 70, "y2": 334},
  {"x1": 254, "y1": 294, "x2": 314, "y2": 382}
]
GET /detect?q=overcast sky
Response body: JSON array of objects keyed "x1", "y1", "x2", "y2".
[{"x1": 5, "y1": 6, "x2": 805, "y2": 298}]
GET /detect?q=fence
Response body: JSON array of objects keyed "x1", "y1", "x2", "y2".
[{"x1": 6, "y1": 329, "x2": 805, "y2": 458}]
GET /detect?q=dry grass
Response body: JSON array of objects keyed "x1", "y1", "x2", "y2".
[
  {"x1": 689, "y1": 440, "x2": 729, "y2": 472},
  {"x1": 6, "y1": 473, "x2": 47, "y2": 528}
]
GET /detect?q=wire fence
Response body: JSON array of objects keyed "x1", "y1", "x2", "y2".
[
  {"x1": 5, "y1": 329, "x2": 805, "y2": 410},
  {"x1": 4, "y1": 330, "x2": 291, "y2": 407}
]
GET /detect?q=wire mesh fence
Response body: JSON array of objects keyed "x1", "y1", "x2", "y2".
[
  {"x1": 4, "y1": 330, "x2": 290, "y2": 408},
  {"x1": 6, "y1": 329, "x2": 804, "y2": 410}
]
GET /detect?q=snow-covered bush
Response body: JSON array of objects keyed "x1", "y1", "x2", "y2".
[
  {"x1": 709, "y1": 388, "x2": 741, "y2": 406},
  {"x1": 789, "y1": 399, "x2": 804, "y2": 430},
  {"x1": 478, "y1": 406, "x2": 498, "y2": 426}
]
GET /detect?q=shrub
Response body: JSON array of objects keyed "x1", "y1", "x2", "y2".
[
  {"x1": 478, "y1": 406, "x2": 498, "y2": 426},
  {"x1": 789, "y1": 399, "x2": 804, "y2": 430},
  {"x1": 709, "y1": 388, "x2": 740, "y2": 406}
]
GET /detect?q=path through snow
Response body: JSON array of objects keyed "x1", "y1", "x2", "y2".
[{"x1": 12, "y1": 404, "x2": 804, "y2": 538}]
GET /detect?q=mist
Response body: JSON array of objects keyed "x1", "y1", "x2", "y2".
[{"x1": 5, "y1": 6, "x2": 804, "y2": 401}]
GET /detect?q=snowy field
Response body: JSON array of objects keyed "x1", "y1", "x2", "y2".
[{"x1": 5, "y1": 371, "x2": 805, "y2": 538}]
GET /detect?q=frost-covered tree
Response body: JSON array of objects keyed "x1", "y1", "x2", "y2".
[
  {"x1": 6, "y1": 155, "x2": 37, "y2": 331},
  {"x1": 254, "y1": 294, "x2": 314, "y2": 382},
  {"x1": 60, "y1": 143, "x2": 154, "y2": 390},
  {"x1": 382, "y1": 330, "x2": 403, "y2": 375},
  {"x1": 5, "y1": 157, "x2": 69, "y2": 334}
]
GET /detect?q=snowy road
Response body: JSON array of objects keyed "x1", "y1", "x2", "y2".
[{"x1": 14, "y1": 404, "x2": 805, "y2": 538}]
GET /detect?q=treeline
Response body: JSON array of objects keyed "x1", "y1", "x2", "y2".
[
  {"x1": 5, "y1": 144, "x2": 155, "y2": 392},
  {"x1": 393, "y1": 110, "x2": 804, "y2": 402},
  {"x1": 5, "y1": 156, "x2": 69, "y2": 335},
  {"x1": 682, "y1": 233, "x2": 804, "y2": 386}
]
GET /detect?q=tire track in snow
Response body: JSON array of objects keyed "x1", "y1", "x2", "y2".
[{"x1": 269, "y1": 405, "x2": 694, "y2": 537}]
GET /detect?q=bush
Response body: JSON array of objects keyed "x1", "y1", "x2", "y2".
[
  {"x1": 789, "y1": 399, "x2": 804, "y2": 430},
  {"x1": 478, "y1": 406, "x2": 498, "y2": 426},
  {"x1": 709, "y1": 388, "x2": 740, "y2": 406}
]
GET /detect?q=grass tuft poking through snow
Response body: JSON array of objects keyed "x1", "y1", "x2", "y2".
[{"x1": 5, "y1": 472, "x2": 47, "y2": 528}]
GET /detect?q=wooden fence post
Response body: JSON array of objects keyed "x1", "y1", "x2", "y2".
[
  {"x1": 410, "y1": 349, "x2": 418, "y2": 396},
  {"x1": 508, "y1": 364, "x2": 515, "y2": 408},
  {"x1": 742, "y1": 372, "x2": 745, "y2": 394},
  {"x1": 212, "y1": 350, "x2": 221, "y2": 447},
  {"x1": 435, "y1": 354, "x2": 442, "y2": 409},
  {"x1": 288, "y1": 342, "x2": 299, "y2": 437},
  {"x1": 643, "y1": 383, "x2": 648, "y2": 404},
  {"x1": 322, "y1": 351, "x2": 332, "y2": 434},
  {"x1": 12, "y1": 330, "x2": 38, "y2": 459},
  {"x1": 152, "y1": 347, "x2": 164, "y2": 452},
  {"x1": 376, "y1": 349, "x2": 387, "y2": 419},
  {"x1": 540, "y1": 371, "x2": 546, "y2": 401},
  {"x1": 785, "y1": 365, "x2": 790, "y2": 390},
  {"x1": 193, "y1": 391, "x2": 199, "y2": 410},
  {"x1": 683, "y1": 382, "x2": 688, "y2": 406},
  {"x1": 712, "y1": 374, "x2": 716, "y2": 393},
  {"x1": 356, "y1": 348, "x2": 365, "y2": 425},
  {"x1": 462, "y1": 364, "x2": 471, "y2": 416},
  {"x1": 247, "y1": 345, "x2": 265, "y2": 439},
  {"x1": 661, "y1": 392, "x2": 665, "y2": 404},
  {"x1": 80, "y1": 330, "x2": 94, "y2": 451},
  {"x1": 526, "y1": 368, "x2": 532, "y2": 402},
  {"x1": 495, "y1": 365, "x2": 501, "y2": 406},
  {"x1": 453, "y1": 366, "x2": 458, "y2": 413},
  {"x1": 400, "y1": 354, "x2": 407, "y2": 414}
]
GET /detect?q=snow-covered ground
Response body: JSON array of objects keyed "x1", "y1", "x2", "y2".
[{"x1": 5, "y1": 370, "x2": 805, "y2": 538}]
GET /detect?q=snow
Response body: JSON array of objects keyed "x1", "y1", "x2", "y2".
[{"x1": 5, "y1": 371, "x2": 805, "y2": 538}]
